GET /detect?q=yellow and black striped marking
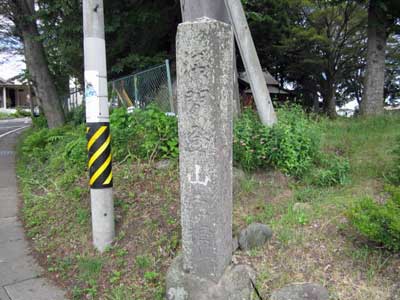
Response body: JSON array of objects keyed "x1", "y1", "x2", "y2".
[{"x1": 86, "y1": 123, "x2": 113, "y2": 189}]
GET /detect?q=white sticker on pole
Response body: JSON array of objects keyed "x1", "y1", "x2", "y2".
[{"x1": 85, "y1": 70, "x2": 109, "y2": 123}]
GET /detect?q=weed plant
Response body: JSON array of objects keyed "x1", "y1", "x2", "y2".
[
  {"x1": 233, "y1": 105, "x2": 349, "y2": 184},
  {"x1": 110, "y1": 106, "x2": 178, "y2": 161}
]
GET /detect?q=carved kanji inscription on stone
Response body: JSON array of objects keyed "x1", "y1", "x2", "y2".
[{"x1": 177, "y1": 18, "x2": 234, "y2": 282}]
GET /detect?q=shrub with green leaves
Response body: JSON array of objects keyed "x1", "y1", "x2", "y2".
[
  {"x1": 19, "y1": 125, "x2": 87, "y2": 188},
  {"x1": 22, "y1": 105, "x2": 348, "y2": 185},
  {"x1": 66, "y1": 106, "x2": 86, "y2": 126},
  {"x1": 233, "y1": 109, "x2": 266, "y2": 171},
  {"x1": 15, "y1": 108, "x2": 32, "y2": 117},
  {"x1": 32, "y1": 115, "x2": 48, "y2": 129},
  {"x1": 233, "y1": 106, "x2": 320, "y2": 176},
  {"x1": 347, "y1": 186, "x2": 400, "y2": 252},
  {"x1": 110, "y1": 106, "x2": 178, "y2": 161}
]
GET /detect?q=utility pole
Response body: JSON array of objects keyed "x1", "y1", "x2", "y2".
[
  {"x1": 83, "y1": 0, "x2": 115, "y2": 252},
  {"x1": 225, "y1": 0, "x2": 277, "y2": 126}
]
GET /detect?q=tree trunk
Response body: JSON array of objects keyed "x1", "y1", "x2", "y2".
[
  {"x1": 323, "y1": 81, "x2": 337, "y2": 118},
  {"x1": 180, "y1": 0, "x2": 241, "y2": 117},
  {"x1": 14, "y1": 0, "x2": 65, "y2": 128},
  {"x1": 312, "y1": 94, "x2": 320, "y2": 113},
  {"x1": 360, "y1": 1, "x2": 387, "y2": 116}
]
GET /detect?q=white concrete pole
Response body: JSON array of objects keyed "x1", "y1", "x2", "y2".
[
  {"x1": 225, "y1": 0, "x2": 277, "y2": 126},
  {"x1": 83, "y1": 0, "x2": 115, "y2": 252},
  {"x1": 3, "y1": 87, "x2": 6, "y2": 109}
]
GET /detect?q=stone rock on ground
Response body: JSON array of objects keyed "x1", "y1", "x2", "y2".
[
  {"x1": 166, "y1": 255, "x2": 256, "y2": 300},
  {"x1": 270, "y1": 283, "x2": 329, "y2": 300},
  {"x1": 238, "y1": 223, "x2": 272, "y2": 251},
  {"x1": 154, "y1": 159, "x2": 172, "y2": 170}
]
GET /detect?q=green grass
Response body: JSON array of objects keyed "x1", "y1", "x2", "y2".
[
  {"x1": 240, "y1": 113, "x2": 400, "y2": 299},
  {"x1": 319, "y1": 114, "x2": 398, "y2": 181},
  {"x1": 0, "y1": 110, "x2": 31, "y2": 119},
  {"x1": 16, "y1": 112, "x2": 400, "y2": 300},
  {"x1": 0, "y1": 112, "x2": 12, "y2": 119}
]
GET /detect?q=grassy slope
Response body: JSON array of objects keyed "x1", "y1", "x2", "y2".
[
  {"x1": 17, "y1": 113, "x2": 400, "y2": 300},
  {"x1": 240, "y1": 114, "x2": 400, "y2": 299}
]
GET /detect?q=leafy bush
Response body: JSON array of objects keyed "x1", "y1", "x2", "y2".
[
  {"x1": 21, "y1": 127, "x2": 67, "y2": 162},
  {"x1": 66, "y1": 106, "x2": 86, "y2": 126},
  {"x1": 14, "y1": 108, "x2": 32, "y2": 117},
  {"x1": 110, "y1": 106, "x2": 178, "y2": 161},
  {"x1": 233, "y1": 106, "x2": 320, "y2": 176},
  {"x1": 22, "y1": 105, "x2": 348, "y2": 185},
  {"x1": 233, "y1": 109, "x2": 266, "y2": 170},
  {"x1": 347, "y1": 186, "x2": 400, "y2": 252},
  {"x1": 19, "y1": 125, "x2": 87, "y2": 186},
  {"x1": 63, "y1": 135, "x2": 87, "y2": 170},
  {"x1": 267, "y1": 106, "x2": 320, "y2": 176},
  {"x1": 32, "y1": 115, "x2": 48, "y2": 128}
]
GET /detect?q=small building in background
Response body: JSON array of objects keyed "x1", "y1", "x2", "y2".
[
  {"x1": 0, "y1": 76, "x2": 35, "y2": 110},
  {"x1": 238, "y1": 71, "x2": 289, "y2": 107}
]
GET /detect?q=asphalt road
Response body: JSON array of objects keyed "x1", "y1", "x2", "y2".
[{"x1": 0, "y1": 118, "x2": 31, "y2": 145}]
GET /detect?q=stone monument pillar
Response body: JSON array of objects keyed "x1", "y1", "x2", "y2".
[
  {"x1": 178, "y1": 17, "x2": 233, "y2": 282},
  {"x1": 166, "y1": 17, "x2": 255, "y2": 300}
]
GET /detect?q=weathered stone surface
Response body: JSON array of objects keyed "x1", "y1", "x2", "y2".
[
  {"x1": 270, "y1": 283, "x2": 329, "y2": 300},
  {"x1": 5, "y1": 278, "x2": 66, "y2": 300},
  {"x1": 239, "y1": 223, "x2": 272, "y2": 251},
  {"x1": 176, "y1": 17, "x2": 234, "y2": 282},
  {"x1": 166, "y1": 255, "x2": 256, "y2": 300}
]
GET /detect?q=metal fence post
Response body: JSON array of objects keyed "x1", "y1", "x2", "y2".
[
  {"x1": 134, "y1": 75, "x2": 139, "y2": 107},
  {"x1": 165, "y1": 59, "x2": 175, "y2": 113}
]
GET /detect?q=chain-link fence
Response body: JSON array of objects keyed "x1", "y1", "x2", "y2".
[
  {"x1": 109, "y1": 60, "x2": 174, "y2": 113},
  {"x1": 63, "y1": 87, "x2": 84, "y2": 113}
]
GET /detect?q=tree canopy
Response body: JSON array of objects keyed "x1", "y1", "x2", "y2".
[{"x1": 1, "y1": 0, "x2": 399, "y2": 117}]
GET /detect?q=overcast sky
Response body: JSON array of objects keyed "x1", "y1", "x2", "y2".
[
  {"x1": 0, "y1": 14, "x2": 25, "y2": 80},
  {"x1": 0, "y1": 53, "x2": 25, "y2": 80}
]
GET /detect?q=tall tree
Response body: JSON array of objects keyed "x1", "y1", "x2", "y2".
[
  {"x1": 243, "y1": 0, "x2": 367, "y2": 116},
  {"x1": 0, "y1": 0, "x2": 65, "y2": 128},
  {"x1": 360, "y1": 0, "x2": 400, "y2": 115},
  {"x1": 36, "y1": 0, "x2": 83, "y2": 92}
]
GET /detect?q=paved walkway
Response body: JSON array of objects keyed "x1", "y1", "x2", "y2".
[{"x1": 0, "y1": 119, "x2": 66, "y2": 300}]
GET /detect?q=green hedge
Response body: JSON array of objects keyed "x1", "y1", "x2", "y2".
[{"x1": 347, "y1": 186, "x2": 400, "y2": 252}]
